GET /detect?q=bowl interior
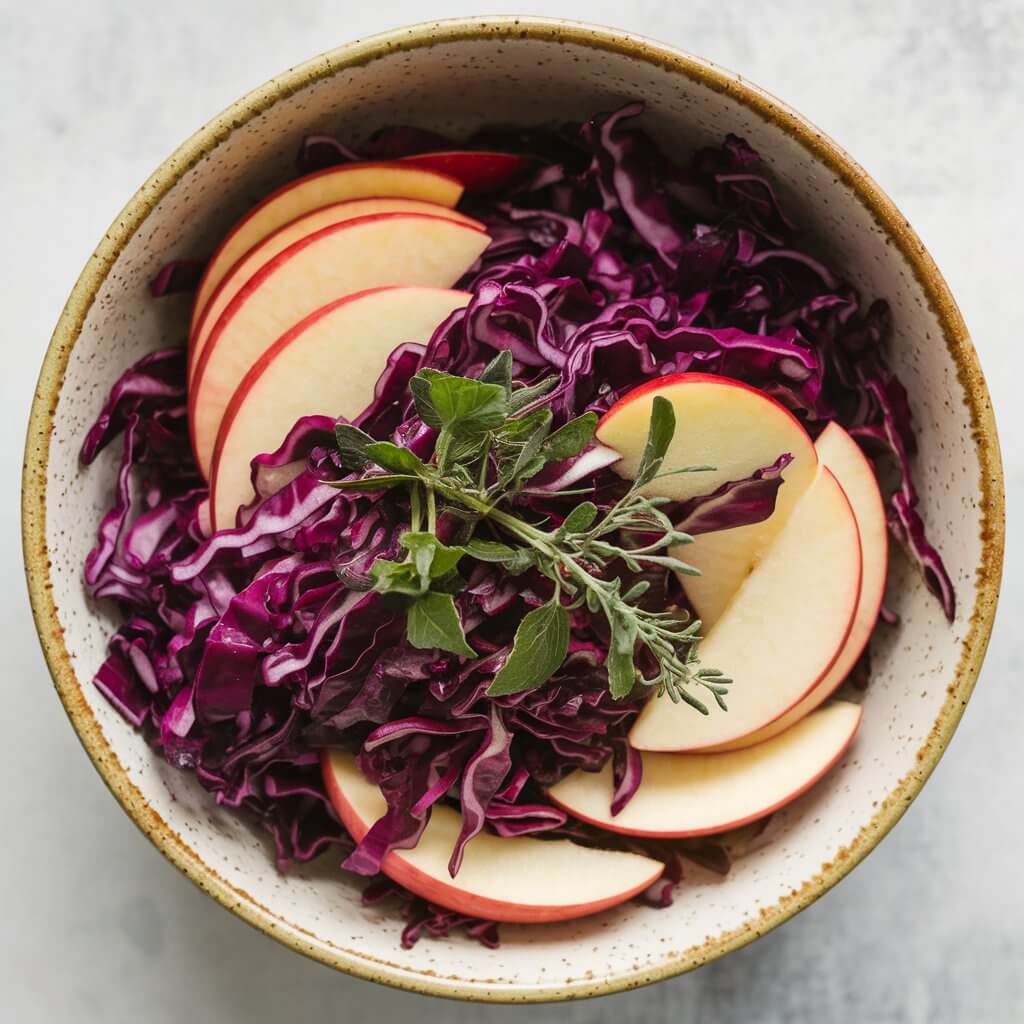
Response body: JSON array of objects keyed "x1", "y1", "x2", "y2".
[{"x1": 29, "y1": 22, "x2": 997, "y2": 1001}]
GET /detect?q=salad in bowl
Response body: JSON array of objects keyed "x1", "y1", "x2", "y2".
[{"x1": 76, "y1": 100, "x2": 957, "y2": 949}]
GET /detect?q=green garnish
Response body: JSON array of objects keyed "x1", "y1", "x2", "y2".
[{"x1": 331, "y1": 355, "x2": 732, "y2": 712}]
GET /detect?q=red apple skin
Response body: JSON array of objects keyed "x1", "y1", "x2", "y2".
[
  {"x1": 187, "y1": 199, "x2": 478, "y2": 384},
  {"x1": 321, "y1": 753, "x2": 661, "y2": 924},
  {"x1": 188, "y1": 211, "x2": 489, "y2": 474},
  {"x1": 548, "y1": 705, "x2": 863, "y2": 839},
  {"x1": 400, "y1": 151, "x2": 536, "y2": 193},
  {"x1": 190, "y1": 161, "x2": 463, "y2": 332}
]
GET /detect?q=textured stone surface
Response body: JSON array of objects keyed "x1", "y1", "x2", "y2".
[{"x1": 2, "y1": 0, "x2": 1020, "y2": 1020}]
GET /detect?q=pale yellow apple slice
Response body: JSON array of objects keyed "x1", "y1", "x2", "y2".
[
  {"x1": 629, "y1": 466, "x2": 862, "y2": 752},
  {"x1": 189, "y1": 213, "x2": 489, "y2": 477},
  {"x1": 595, "y1": 372, "x2": 819, "y2": 627},
  {"x1": 322, "y1": 751, "x2": 662, "y2": 924},
  {"x1": 705, "y1": 423, "x2": 887, "y2": 751},
  {"x1": 550, "y1": 702, "x2": 861, "y2": 837},
  {"x1": 210, "y1": 287, "x2": 471, "y2": 531},
  {"x1": 188, "y1": 198, "x2": 479, "y2": 384},
  {"x1": 191, "y1": 163, "x2": 464, "y2": 329}
]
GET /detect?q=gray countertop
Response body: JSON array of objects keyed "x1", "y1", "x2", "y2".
[{"x1": 3, "y1": 0, "x2": 1021, "y2": 1020}]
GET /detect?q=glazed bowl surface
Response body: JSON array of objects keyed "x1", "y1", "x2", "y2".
[{"x1": 22, "y1": 16, "x2": 1003, "y2": 1003}]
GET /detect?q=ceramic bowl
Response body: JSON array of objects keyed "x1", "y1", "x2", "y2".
[{"x1": 23, "y1": 16, "x2": 1003, "y2": 1003}]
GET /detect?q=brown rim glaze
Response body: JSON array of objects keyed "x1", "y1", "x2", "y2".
[{"x1": 21, "y1": 16, "x2": 1005, "y2": 1003}]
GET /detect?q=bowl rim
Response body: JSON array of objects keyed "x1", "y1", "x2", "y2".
[{"x1": 22, "y1": 14, "x2": 1005, "y2": 1003}]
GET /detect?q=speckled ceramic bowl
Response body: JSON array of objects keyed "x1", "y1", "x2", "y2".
[{"x1": 23, "y1": 16, "x2": 1003, "y2": 1003}]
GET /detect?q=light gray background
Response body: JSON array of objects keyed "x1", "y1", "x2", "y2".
[{"x1": 3, "y1": 1, "x2": 1021, "y2": 1020}]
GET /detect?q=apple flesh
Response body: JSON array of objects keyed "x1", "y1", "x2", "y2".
[
  {"x1": 191, "y1": 162, "x2": 464, "y2": 329},
  {"x1": 705, "y1": 423, "x2": 887, "y2": 751},
  {"x1": 188, "y1": 198, "x2": 479, "y2": 384},
  {"x1": 189, "y1": 213, "x2": 489, "y2": 477},
  {"x1": 210, "y1": 287, "x2": 472, "y2": 531},
  {"x1": 549, "y1": 701, "x2": 862, "y2": 837},
  {"x1": 595, "y1": 372, "x2": 818, "y2": 626},
  {"x1": 400, "y1": 151, "x2": 536, "y2": 193},
  {"x1": 629, "y1": 465, "x2": 862, "y2": 752},
  {"x1": 322, "y1": 751, "x2": 662, "y2": 924}
]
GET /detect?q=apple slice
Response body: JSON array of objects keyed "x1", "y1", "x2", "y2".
[
  {"x1": 629, "y1": 466, "x2": 862, "y2": 752},
  {"x1": 549, "y1": 702, "x2": 862, "y2": 837},
  {"x1": 400, "y1": 151, "x2": 536, "y2": 193},
  {"x1": 705, "y1": 423, "x2": 887, "y2": 751},
  {"x1": 191, "y1": 163, "x2": 463, "y2": 329},
  {"x1": 322, "y1": 751, "x2": 662, "y2": 924},
  {"x1": 188, "y1": 198, "x2": 478, "y2": 384},
  {"x1": 189, "y1": 213, "x2": 489, "y2": 477},
  {"x1": 596, "y1": 373, "x2": 818, "y2": 627},
  {"x1": 210, "y1": 287, "x2": 471, "y2": 531}
]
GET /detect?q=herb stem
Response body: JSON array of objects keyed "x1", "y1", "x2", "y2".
[
  {"x1": 410, "y1": 484, "x2": 423, "y2": 533},
  {"x1": 426, "y1": 484, "x2": 437, "y2": 534}
]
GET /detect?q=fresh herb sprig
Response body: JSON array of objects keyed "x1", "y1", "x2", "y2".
[{"x1": 331, "y1": 353, "x2": 731, "y2": 713}]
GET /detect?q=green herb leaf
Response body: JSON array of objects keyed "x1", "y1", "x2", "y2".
[
  {"x1": 495, "y1": 406, "x2": 552, "y2": 444},
  {"x1": 487, "y1": 598, "x2": 570, "y2": 696},
  {"x1": 559, "y1": 501, "x2": 599, "y2": 535},
  {"x1": 621, "y1": 579, "x2": 651, "y2": 603},
  {"x1": 607, "y1": 612, "x2": 639, "y2": 699},
  {"x1": 463, "y1": 538, "x2": 520, "y2": 562},
  {"x1": 508, "y1": 408, "x2": 553, "y2": 484},
  {"x1": 334, "y1": 423, "x2": 375, "y2": 469},
  {"x1": 508, "y1": 375, "x2": 559, "y2": 413},
  {"x1": 406, "y1": 592, "x2": 475, "y2": 657},
  {"x1": 634, "y1": 395, "x2": 676, "y2": 487},
  {"x1": 427, "y1": 372, "x2": 508, "y2": 435},
  {"x1": 364, "y1": 441, "x2": 428, "y2": 475},
  {"x1": 400, "y1": 532, "x2": 465, "y2": 582},
  {"x1": 501, "y1": 547, "x2": 537, "y2": 575},
  {"x1": 370, "y1": 559, "x2": 427, "y2": 597},
  {"x1": 479, "y1": 350, "x2": 513, "y2": 393},
  {"x1": 540, "y1": 412, "x2": 598, "y2": 463},
  {"x1": 409, "y1": 374, "x2": 443, "y2": 429}
]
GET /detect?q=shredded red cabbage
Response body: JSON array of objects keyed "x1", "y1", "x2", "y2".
[{"x1": 80, "y1": 103, "x2": 952, "y2": 948}]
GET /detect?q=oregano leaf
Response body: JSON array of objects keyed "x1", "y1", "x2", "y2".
[
  {"x1": 334, "y1": 423, "x2": 375, "y2": 469},
  {"x1": 479, "y1": 350, "x2": 513, "y2": 393},
  {"x1": 364, "y1": 441, "x2": 427, "y2": 475},
  {"x1": 508, "y1": 375, "x2": 558, "y2": 413},
  {"x1": 486, "y1": 599, "x2": 569, "y2": 696},
  {"x1": 428, "y1": 373, "x2": 508, "y2": 435},
  {"x1": 410, "y1": 374, "x2": 443, "y2": 428},
  {"x1": 406, "y1": 592, "x2": 475, "y2": 657}
]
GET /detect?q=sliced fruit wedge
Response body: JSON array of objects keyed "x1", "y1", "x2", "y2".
[
  {"x1": 322, "y1": 751, "x2": 662, "y2": 924},
  {"x1": 210, "y1": 287, "x2": 471, "y2": 531},
  {"x1": 705, "y1": 423, "x2": 887, "y2": 751},
  {"x1": 191, "y1": 162, "x2": 464, "y2": 329},
  {"x1": 550, "y1": 701, "x2": 862, "y2": 837},
  {"x1": 189, "y1": 213, "x2": 489, "y2": 477},
  {"x1": 400, "y1": 151, "x2": 536, "y2": 193},
  {"x1": 188, "y1": 198, "x2": 478, "y2": 384},
  {"x1": 629, "y1": 466, "x2": 862, "y2": 752},
  {"x1": 595, "y1": 373, "x2": 819, "y2": 627}
]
